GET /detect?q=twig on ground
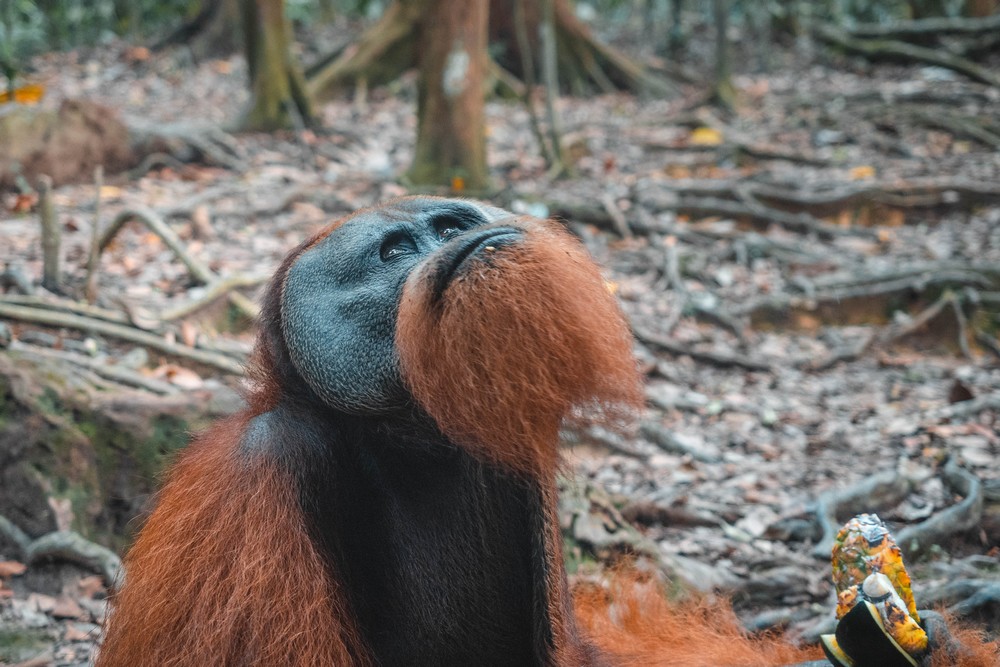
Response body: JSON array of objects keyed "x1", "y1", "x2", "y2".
[
  {"x1": 97, "y1": 208, "x2": 257, "y2": 320},
  {"x1": 633, "y1": 324, "x2": 772, "y2": 372},
  {"x1": 39, "y1": 175, "x2": 61, "y2": 294},
  {"x1": 84, "y1": 166, "x2": 103, "y2": 304},
  {"x1": 160, "y1": 273, "x2": 267, "y2": 321},
  {"x1": 802, "y1": 330, "x2": 876, "y2": 371},
  {"x1": 600, "y1": 193, "x2": 632, "y2": 238},
  {"x1": 0, "y1": 294, "x2": 134, "y2": 327},
  {"x1": 573, "y1": 425, "x2": 649, "y2": 461},
  {"x1": 10, "y1": 342, "x2": 178, "y2": 395},
  {"x1": 0, "y1": 302, "x2": 244, "y2": 374},
  {"x1": 98, "y1": 208, "x2": 213, "y2": 283},
  {"x1": 640, "y1": 421, "x2": 721, "y2": 463},
  {"x1": 927, "y1": 391, "x2": 1000, "y2": 421}
]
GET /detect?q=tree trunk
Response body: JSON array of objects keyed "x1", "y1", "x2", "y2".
[
  {"x1": 407, "y1": 0, "x2": 490, "y2": 191},
  {"x1": 308, "y1": 0, "x2": 668, "y2": 99},
  {"x1": 240, "y1": 0, "x2": 315, "y2": 131}
]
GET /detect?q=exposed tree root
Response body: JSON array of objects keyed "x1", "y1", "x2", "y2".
[{"x1": 307, "y1": 0, "x2": 671, "y2": 99}]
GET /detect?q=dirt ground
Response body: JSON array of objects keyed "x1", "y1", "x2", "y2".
[{"x1": 1, "y1": 19, "x2": 999, "y2": 666}]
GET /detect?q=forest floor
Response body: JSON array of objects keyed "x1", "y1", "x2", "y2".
[{"x1": 1, "y1": 18, "x2": 999, "y2": 667}]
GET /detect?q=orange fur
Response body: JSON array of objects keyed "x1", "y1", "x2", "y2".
[
  {"x1": 97, "y1": 416, "x2": 370, "y2": 666},
  {"x1": 928, "y1": 615, "x2": 1000, "y2": 667},
  {"x1": 573, "y1": 576, "x2": 823, "y2": 667},
  {"x1": 99, "y1": 198, "x2": 998, "y2": 666},
  {"x1": 397, "y1": 216, "x2": 642, "y2": 478}
]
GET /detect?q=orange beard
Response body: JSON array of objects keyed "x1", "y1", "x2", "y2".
[{"x1": 397, "y1": 216, "x2": 642, "y2": 477}]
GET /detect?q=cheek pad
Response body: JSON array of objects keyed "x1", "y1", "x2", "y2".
[{"x1": 282, "y1": 249, "x2": 405, "y2": 413}]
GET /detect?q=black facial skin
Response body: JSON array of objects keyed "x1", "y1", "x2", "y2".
[
  {"x1": 281, "y1": 199, "x2": 516, "y2": 414},
  {"x1": 245, "y1": 198, "x2": 587, "y2": 666}
]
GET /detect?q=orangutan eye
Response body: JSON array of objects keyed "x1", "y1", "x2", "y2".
[
  {"x1": 380, "y1": 232, "x2": 415, "y2": 261},
  {"x1": 433, "y1": 216, "x2": 465, "y2": 241}
]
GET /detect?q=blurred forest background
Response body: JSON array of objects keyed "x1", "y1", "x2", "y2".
[{"x1": 1, "y1": 0, "x2": 999, "y2": 665}]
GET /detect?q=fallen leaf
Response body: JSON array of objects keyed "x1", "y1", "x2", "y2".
[
  {"x1": 29, "y1": 592, "x2": 58, "y2": 613},
  {"x1": 125, "y1": 46, "x2": 150, "y2": 62},
  {"x1": 0, "y1": 561, "x2": 26, "y2": 578},
  {"x1": 0, "y1": 83, "x2": 45, "y2": 104},
  {"x1": 47, "y1": 496, "x2": 73, "y2": 532},
  {"x1": 8, "y1": 192, "x2": 38, "y2": 213},
  {"x1": 849, "y1": 165, "x2": 876, "y2": 180},
  {"x1": 180, "y1": 321, "x2": 199, "y2": 348},
  {"x1": 51, "y1": 596, "x2": 85, "y2": 620},
  {"x1": 64, "y1": 624, "x2": 93, "y2": 641},
  {"x1": 689, "y1": 127, "x2": 724, "y2": 146},
  {"x1": 75, "y1": 575, "x2": 106, "y2": 600},
  {"x1": 151, "y1": 364, "x2": 204, "y2": 390}
]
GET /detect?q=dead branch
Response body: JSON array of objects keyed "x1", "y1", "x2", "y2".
[
  {"x1": 928, "y1": 391, "x2": 1000, "y2": 421},
  {"x1": 600, "y1": 194, "x2": 632, "y2": 238},
  {"x1": 695, "y1": 110, "x2": 831, "y2": 166},
  {"x1": 39, "y1": 175, "x2": 61, "y2": 293},
  {"x1": 896, "y1": 461, "x2": 983, "y2": 560},
  {"x1": 802, "y1": 330, "x2": 876, "y2": 372},
  {"x1": 734, "y1": 262, "x2": 999, "y2": 318},
  {"x1": 641, "y1": 177, "x2": 1000, "y2": 214},
  {"x1": 572, "y1": 425, "x2": 649, "y2": 461},
  {"x1": 0, "y1": 294, "x2": 134, "y2": 327},
  {"x1": 10, "y1": 341, "x2": 178, "y2": 395},
  {"x1": 670, "y1": 194, "x2": 859, "y2": 239},
  {"x1": 98, "y1": 208, "x2": 214, "y2": 283},
  {"x1": 160, "y1": 273, "x2": 267, "y2": 321},
  {"x1": 808, "y1": 260, "x2": 1000, "y2": 290},
  {"x1": 161, "y1": 183, "x2": 246, "y2": 220},
  {"x1": 0, "y1": 302, "x2": 244, "y2": 375},
  {"x1": 910, "y1": 110, "x2": 1000, "y2": 150},
  {"x1": 97, "y1": 208, "x2": 257, "y2": 320},
  {"x1": 847, "y1": 14, "x2": 1000, "y2": 40},
  {"x1": 815, "y1": 23, "x2": 1000, "y2": 88},
  {"x1": 640, "y1": 421, "x2": 721, "y2": 463},
  {"x1": 633, "y1": 324, "x2": 772, "y2": 372},
  {"x1": 949, "y1": 296, "x2": 973, "y2": 360},
  {"x1": 84, "y1": 166, "x2": 103, "y2": 304},
  {"x1": 796, "y1": 85, "x2": 996, "y2": 108}
]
